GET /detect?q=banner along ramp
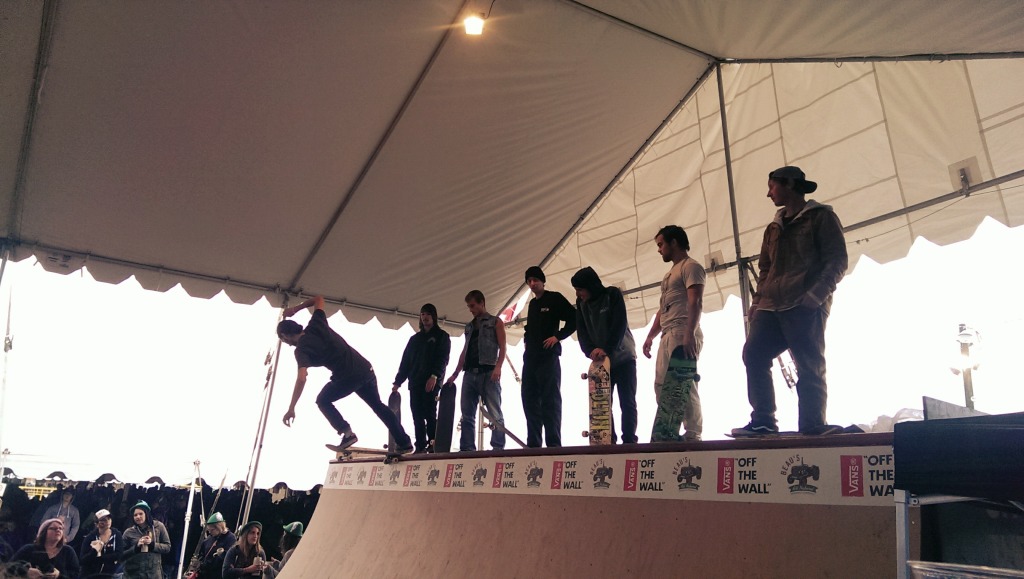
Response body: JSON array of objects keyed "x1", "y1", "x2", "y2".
[{"x1": 280, "y1": 436, "x2": 896, "y2": 577}]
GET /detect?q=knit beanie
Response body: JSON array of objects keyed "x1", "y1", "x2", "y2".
[{"x1": 524, "y1": 266, "x2": 546, "y2": 283}]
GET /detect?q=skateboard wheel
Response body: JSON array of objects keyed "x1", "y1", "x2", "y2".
[
  {"x1": 581, "y1": 373, "x2": 588, "y2": 379},
  {"x1": 582, "y1": 430, "x2": 589, "y2": 437}
]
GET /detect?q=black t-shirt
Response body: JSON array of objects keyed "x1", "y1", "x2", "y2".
[{"x1": 294, "y1": 310, "x2": 373, "y2": 380}]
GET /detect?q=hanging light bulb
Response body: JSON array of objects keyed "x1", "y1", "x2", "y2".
[{"x1": 464, "y1": 13, "x2": 485, "y2": 35}]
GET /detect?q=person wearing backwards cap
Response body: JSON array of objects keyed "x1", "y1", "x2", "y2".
[
  {"x1": 192, "y1": 512, "x2": 236, "y2": 579},
  {"x1": 392, "y1": 303, "x2": 452, "y2": 453},
  {"x1": 732, "y1": 166, "x2": 848, "y2": 437},
  {"x1": 222, "y1": 521, "x2": 267, "y2": 578},
  {"x1": 80, "y1": 508, "x2": 122, "y2": 577},
  {"x1": 522, "y1": 265, "x2": 576, "y2": 448},
  {"x1": 122, "y1": 500, "x2": 171, "y2": 579}
]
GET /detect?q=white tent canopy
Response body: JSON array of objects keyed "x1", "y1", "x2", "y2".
[{"x1": 3, "y1": 0, "x2": 1024, "y2": 330}]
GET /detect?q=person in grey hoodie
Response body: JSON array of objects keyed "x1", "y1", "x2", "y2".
[{"x1": 571, "y1": 267, "x2": 638, "y2": 444}]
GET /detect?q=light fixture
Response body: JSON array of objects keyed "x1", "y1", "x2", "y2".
[{"x1": 464, "y1": 13, "x2": 485, "y2": 35}]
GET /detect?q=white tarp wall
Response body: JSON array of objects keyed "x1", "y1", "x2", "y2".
[{"x1": 543, "y1": 59, "x2": 1024, "y2": 327}]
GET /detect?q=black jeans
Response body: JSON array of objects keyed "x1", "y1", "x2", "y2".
[
  {"x1": 742, "y1": 306, "x2": 829, "y2": 432},
  {"x1": 408, "y1": 377, "x2": 439, "y2": 451},
  {"x1": 611, "y1": 358, "x2": 639, "y2": 444},
  {"x1": 521, "y1": 352, "x2": 562, "y2": 447},
  {"x1": 316, "y1": 372, "x2": 411, "y2": 446}
]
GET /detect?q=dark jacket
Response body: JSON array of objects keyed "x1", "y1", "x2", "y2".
[
  {"x1": 524, "y1": 290, "x2": 576, "y2": 356},
  {"x1": 196, "y1": 531, "x2": 236, "y2": 579},
  {"x1": 753, "y1": 200, "x2": 848, "y2": 314},
  {"x1": 394, "y1": 325, "x2": 451, "y2": 385},
  {"x1": 222, "y1": 544, "x2": 267, "y2": 579},
  {"x1": 80, "y1": 527, "x2": 122, "y2": 577},
  {"x1": 122, "y1": 520, "x2": 171, "y2": 579},
  {"x1": 573, "y1": 268, "x2": 636, "y2": 367}
]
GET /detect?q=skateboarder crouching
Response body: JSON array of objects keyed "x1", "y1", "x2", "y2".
[
  {"x1": 392, "y1": 303, "x2": 451, "y2": 453},
  {"x1": 571, "y1": 266, "x2": 639, "y2": 444},
  {"x1": 279, "y1": 295, "x2": 414, "y2": 455},
  {"x1": 445, "y1": 290, "x2": 507, "y2": 451}
]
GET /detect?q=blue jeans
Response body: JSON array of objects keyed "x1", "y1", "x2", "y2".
[
  {"x1": 743, "y1": 306, "x2": 829, "y2": 432},
  {"x1": 459, "y1": 368, "x2": 505, "y2": 450},
  {"x1": 317, "y1": 372, "x2": 412, "y2": 447}
]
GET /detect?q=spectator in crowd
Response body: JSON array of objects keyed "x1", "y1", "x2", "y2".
[
  {"x1": 193, "y1": 512, "x2": 235, "y2": 579},
  {"x1": 121, "y1": 501, "x2": 171, "y2": 579},
  {"x1": 41, "y1": 490, "x2": 81, "y2": 544},
  {"x1": 264, "y1": 522, "x2": 302, "y2": 578},
  {"x1": 10, "y1": 518, "x2": 81, "y2": 579},
  {"x1": 79, "y1": 508, "x2": 121, "y2": 578},
  {"x1": 222, "y1": 522, "x2": 267, "y2": 578}
]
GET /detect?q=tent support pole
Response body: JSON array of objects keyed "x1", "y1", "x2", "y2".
[
  {"x1": 843, "y1": 168, "x2": 1024, "y2": 233},
  {"x1": 241, "y1": 313, "x2": 286, "y2": 525},
  {"x1": 715, "y1": 64, "x2": 752, "y2": 332}
]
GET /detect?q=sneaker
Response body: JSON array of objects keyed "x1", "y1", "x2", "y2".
[
  {"x1": 325, "y1": 432, "x2": 358, "y2": 453},
  {"x1": 394, "y1": 441, "x2": 415, "y2": 455},
  {"x1": 730, "y1": 422, "x2": 779, "y2": 437},
  {"x1": 682, "y1": 432, "x2": 702, "y2": 442}
]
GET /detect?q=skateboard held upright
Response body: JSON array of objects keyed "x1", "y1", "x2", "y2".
[
  {"x1": 433, "y1": 381, "x2": 457, "y2": 453},
  {"x1": 583, "y1": 357, "x2": 613, "y2": 445},
  {"x1": 651, "y1": 346, "x2": 697, "y2": 442},
  {"x1": 387, "y1": 390, "x2": 402, "y2": 452}
]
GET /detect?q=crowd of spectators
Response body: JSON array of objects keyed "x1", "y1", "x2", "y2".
[{"x1": 0, "y1": 479, "x2": 320, "y2": 578}]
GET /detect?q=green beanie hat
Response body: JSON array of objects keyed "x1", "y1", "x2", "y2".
[
  {"x1": 206, "y1": 512, "x2": 225, "y2": 525},
  {"x1": 282, "y1": 522, "x2": 304, "y2": 537}
]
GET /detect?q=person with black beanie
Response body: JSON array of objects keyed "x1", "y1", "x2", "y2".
[{"x1": 522, "y1": 266, "x2": 576, "y2": 448}]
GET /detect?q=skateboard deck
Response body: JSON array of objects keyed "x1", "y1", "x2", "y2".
[
  {"x1": 433, "y1": 381, "x2": 457, "y2": 453},
  {"x1": 582, "y1": 357, "x2": 612, "y2": 445},
  {"x1": 387, "y1": 390, "x2": 401, "y2": 452},
  {"x1": 331, "y1": 446, "x2": 402, "y2": 464},
  {"x1": 726, "y1": 424, "x2": 858, "y2": 439},
  {"x1": 479, "y1": 404, "x2": 526, "y2": 448},
  {"x1": 651, "y1": 346, "x2": 697, "y2": 443}
]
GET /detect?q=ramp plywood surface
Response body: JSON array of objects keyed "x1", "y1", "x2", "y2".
[{"x1": 280, "y1": 488, "x2": 894, "y2": 578}]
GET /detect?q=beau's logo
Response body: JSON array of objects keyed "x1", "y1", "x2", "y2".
[
  {"x1": 356, "y1": 470, "x2": 367, "y2": 485},
  {"x1": 427, "y1": 467, "x2": 441, "y2": 485},
  {"x1": 472, "y1": 463, "x2": 488, "y2": 486},
  {"x1": 388, "y1": 469, "x2": 401, "y2": 485},
  {"x1": 782, "y1": 455, "x2": 820, "y2": 494},
  {"x1": 590, "y1": 460, "x2": 613, "y2": 489},
  {"x1": 673, "y1": 458, "x2": 701, "y2": 491},
  {"x1": 525, "y1": 461, "x2": 543, "y2": 487}
]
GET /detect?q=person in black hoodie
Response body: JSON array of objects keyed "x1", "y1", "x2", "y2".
[
  {"x1": 571, "y1": 267, "x2": 639, "y2": 444},
  {"x1": 392, "y1": 303, "x2": 452, "y2": 453},
  {"x1": 79, "y1": 508, "x2": 121, "y2": 578}
]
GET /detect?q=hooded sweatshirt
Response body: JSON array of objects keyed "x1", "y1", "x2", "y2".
[{"x1": 571, "y1": 267, "x2": 636, "y2": 366}]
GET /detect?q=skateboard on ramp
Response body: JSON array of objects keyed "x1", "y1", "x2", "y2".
[
  {"x1": 651, "y1": 346, "x2": 697, "y2": 442},
  {"x1": 332, "y1": 447, "x2": 403, "y2": 464},
  {"x1": 581, "y1": 357, "x2": 612, "y2": 445},
  {"x1": 433, "y1": 381, "x2": 457, "y2": 453},
  {"x1": 387, "y1": 390, "x2": 401, "y2": 452},
  {"x1": 480, "y1": 404, "x2": 526, "y2": 448},
  {"x1": 726, "y1": 425, "x2": 858, "y2": 439}
]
